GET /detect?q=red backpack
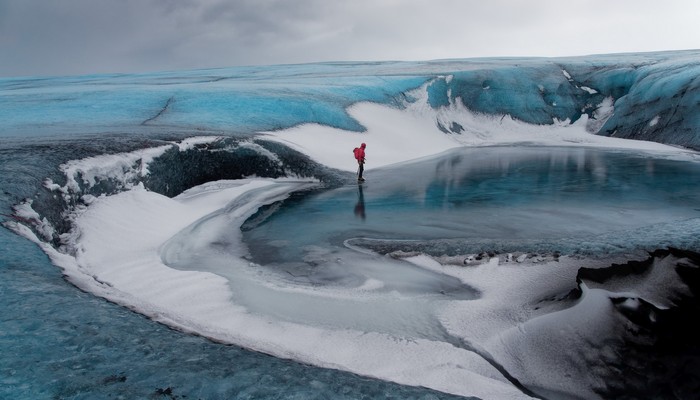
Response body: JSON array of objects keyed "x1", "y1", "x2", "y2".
[{"x1": 353, "y1": 144, "x2": 366, "y2": 162}]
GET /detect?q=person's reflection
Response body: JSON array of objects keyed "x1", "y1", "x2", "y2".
[{"x1": 354, "y1": 183, "x2": 366, "y2": 220}]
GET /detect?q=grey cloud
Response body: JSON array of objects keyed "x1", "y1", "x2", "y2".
[{"x1": 0, "y1": 0, "x2": 698, "y2": 77}]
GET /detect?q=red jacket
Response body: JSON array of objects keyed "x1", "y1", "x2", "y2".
[{"x1": 354, "y1": 143, "x2": 366, "y2": 163}]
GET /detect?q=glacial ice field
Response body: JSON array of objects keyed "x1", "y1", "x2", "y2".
[{"x1": 2, "y1": 50, "x2": 700, "y2": 399}]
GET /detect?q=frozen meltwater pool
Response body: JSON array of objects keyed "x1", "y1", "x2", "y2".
[{"x1": 160, "y1": 146, "x2": 700, "y2": 344}]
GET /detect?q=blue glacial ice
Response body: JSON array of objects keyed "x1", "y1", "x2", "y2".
[{"x1": 2, "y1": 50, "x2": 699, "y2": 149}]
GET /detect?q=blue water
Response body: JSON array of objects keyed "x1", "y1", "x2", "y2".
[{"x1": 243, "y1": 146, "x2": 700, "y2": 265}]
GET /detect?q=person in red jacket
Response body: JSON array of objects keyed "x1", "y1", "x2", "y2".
[{"x1": 353, "y1": 143, "x2": 366, "y2": 182}]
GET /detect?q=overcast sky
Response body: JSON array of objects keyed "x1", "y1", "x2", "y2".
[{"x1": 1, "y1": 0, "x2": 698, "y2": 77}]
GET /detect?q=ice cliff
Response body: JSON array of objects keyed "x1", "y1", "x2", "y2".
[{"x1": 426, "y1": 50, "x2": 700, "y2": 150}]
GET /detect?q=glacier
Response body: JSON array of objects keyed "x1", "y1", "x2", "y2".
[{"x1": 1, "y1": 50, "x2": 700, "y2": 400}]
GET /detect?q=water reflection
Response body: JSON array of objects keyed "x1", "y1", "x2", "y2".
[{"x1": 354, "y1": 183, "x2": 366, "y2": 220}]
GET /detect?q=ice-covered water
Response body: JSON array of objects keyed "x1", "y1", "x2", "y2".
[
  {"x1": 148, "y1": 146, "x2": 700, "y2": 396},
  {"x1": 1, "y1": 227, "x2": 467, "y2": 400}
]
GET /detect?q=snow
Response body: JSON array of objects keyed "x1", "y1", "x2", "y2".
[
  {"x1": 262, "y1": 84, "x2": 696, "y2": 174},
  {"x1": 32, "y1": 178, "x2": 524, "y2": 399},
  {"x1": 58, "y1": 144, "x2": 173, "y2": 194},
  {"x1": 7, "y1": 59, "x2": 700, "y2": 399}
]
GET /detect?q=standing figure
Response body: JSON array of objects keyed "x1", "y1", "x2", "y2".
[{"x1": 353, "y1": 142, "x2": 366, "y2": 182}]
